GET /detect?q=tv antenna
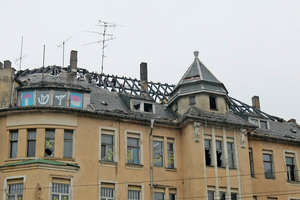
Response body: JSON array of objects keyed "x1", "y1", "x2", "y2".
[
  {"x1": 83, "y1": 19, "x2": 121, "y2": 74},
  {"x1": 57, "y1": 37, "x2": 71, "y2": 67},
  {"x1": 18, "y1": 36, "x2": 25, "y2": 71}
]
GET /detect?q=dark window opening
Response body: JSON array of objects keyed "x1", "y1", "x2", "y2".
[
  {"x1": 249, "y1": 148, "x2": 255, "y2": 177},
  {"x1": 263, "y1": 153, "x2": 274, "y2": 179},
  {"x1": 209, "y1": 96, "x2": 217, "y2": 110},
  {"x1": 219, "y1": 192, "x2": 226, "y2": 200},
  {"x1": 260, "y1": 121, "x2": 268, "y2": 129},
  {"x1": 45, "y1": 129, "x2": 55, "y2": 157},
  {"x1": 10, "y1": 131, "x2": 18, "y2": 158},
  {"x1": 216, "y1": 141, "x2": 224, "y2": 167},
  {"x1": 208, "y1": 191, "x2": 214, "y2": 200},
  {"x1": 189, "y1": 96, "x2": 195, "y2": 105},
  {"x1": 133, "y1": 102, "x2": 141, "y2": 111},
  {"x1": 144, "y1": 103, "x2": 153, "y2": 112},
  {"x1": 231, "y1": 193, "x2": 238, "y2": 200},
  {"x1": 205, "y1": 139, "x2": 212, "y2": 166}
]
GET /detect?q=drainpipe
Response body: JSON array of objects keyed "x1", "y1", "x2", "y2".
[
  {"x1": 10, "y1": 75, "x2": 15, "y2": 107},
  {"x1": 150, "y1": 119, "x2": 154, "y2": 200}
]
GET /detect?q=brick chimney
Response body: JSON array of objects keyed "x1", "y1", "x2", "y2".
[
  {"x1": 69, "y1": 50, "x2": 77, "y2": 73},
  {"x1": 140, "y1": 62, "x2": 148, "y2": 92},
  {"x1": 252, "y1": 95, "x2": 260, "y2": 111},
  {"x1": 4, "y1": 60, "x2": 12, "y2": 69}
]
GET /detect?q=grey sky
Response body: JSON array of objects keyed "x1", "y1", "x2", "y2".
[{"x1": 1, "y1": 1, "x2": 300, "y2": 121}]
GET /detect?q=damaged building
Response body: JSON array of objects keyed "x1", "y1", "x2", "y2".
[{"x1": 0, "y1": 50, "x2": 299, "y2": 200}]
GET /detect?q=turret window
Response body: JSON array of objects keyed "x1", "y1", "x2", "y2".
[
  {"x1": 209, "y1": 96, "x2": 217, "y2": 110},
  {"x1": 189, "y1": 96, "x2": 195, "y2": 105}
]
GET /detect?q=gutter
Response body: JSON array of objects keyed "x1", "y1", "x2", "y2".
[{"x1": 149, "y1": 119, "x2": 154, "y2": 200}]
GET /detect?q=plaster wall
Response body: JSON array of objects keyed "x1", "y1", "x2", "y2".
[{"x1": 0, "y1": 68, "x2": 15, "y2": 108}]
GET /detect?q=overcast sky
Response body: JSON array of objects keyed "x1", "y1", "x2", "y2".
[{"x1": 1, "y1": 1, "x2": 300, "y2": 122}]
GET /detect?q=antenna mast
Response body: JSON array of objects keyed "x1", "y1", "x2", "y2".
[
  {"x1": 19, "y1": 36, "x2": 23, "y2": 71},
  {"x1": 57, "y1": 37, "x2": 71, "y2": 67}
]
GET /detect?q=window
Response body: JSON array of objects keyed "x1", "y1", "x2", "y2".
[
  {"x1": 27, "y1": 129, "x2": 36, "y2": 157},
  {"x1": 127, "y1": 137, "x2": 140, "y2": 164},
  {"x1": 101, "y1": 134, "x2": 114, "y2": 161},
  {"x1": 37, "y1": 91, "x2": 50, "y2": 105},
  {"x1": 209, "y1": 96, "x2": 217, "y2": 110},
  {"x1": 249, "y1": 148, "x2": 255, "y2": 177},
  {"x1": 208, "y1": 191, "x2": 214, "y2": 200},
  {"x1": 45, "y1": 129, "x2": 55, "y2": 157},
  {"x1": 64, "y1": 130, "x2": 73, "y2": 158},
  {"x1": 189, "y1": 96, "x2": 195, "y2": 105},
  {"x1": 167, "y1": 139, "x2": 175, "y2": 168},
  {"x1": 154, "y1": 192, "x2": 164, "y2": 200},
  {"x1": 231, "y1": 193, "x2": 238, "y2": 200},
  {"x1": 52, "y1": 183, "x2": 70, "y2": 200},
  {"x1": 10, "y1": 131, "x2": 18, "y2": 158},
  {"x1": 249, "y1": 118, "x2": 269, "y2": 129},
  {"x1": 219, "y1": 192, "x2": 226, "y2": 200},
  {"x1": 205, "y1": 139, "x2": 212, "y2": 166},
  {"x1": 227, "y1": 142, "x2": 234, "y2": 168},
  {"x1": 169, "y1": 189, "x2": 176, "y2": 200},
  {"x1": 132, "y1": 100, "x2": 154, "y2": 113},
  {"x1": 153, "y1": 139, "x2": 164, "y2": 167},
  {"x1": 8, "y1": 183, "x2": 23, "y2": 200},
  {"x1": 263, "y1": 151, "x2": 275, "y2": 179},
  {"x1": 216, "y1": 140, "x2": 224, "y2": 167},
  {"x1": 285, "y1": 153, "x2": 297, "y2": 181},
  {"x1": 128, "y1": 189, "x2": 141, "y2": 200},
  {"x1": 101, "y1": 187, "x2": 114, "y2": 200}
]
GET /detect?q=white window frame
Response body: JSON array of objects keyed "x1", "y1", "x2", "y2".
[
  {"x1": 99, "y1": 127, "x2": 118, "y2": 163},
  {"x1": 125, "y1": 130, "x2": 143, "y2": 166},
  {"x1": 99, "y1": 180, "x2": 118, "y2": 200},
  {"x1": 3, "y1": 175, "x2": 26, "y2": 200},
  {"x1": 284, "y1": 150, "x2": 299, "y2": 182},
  {"x1": 49, "y1": 177, "x2": 73, "y2": 200},
  {"x1": 249, "y1": 118, "x2": 269, "y2": 129},
  {"x1": 131, "y1": 99, "x2": 155, "y2": 113},
  {"x1": 51, "y1": 183, "x2": 70, "y2": 200}
]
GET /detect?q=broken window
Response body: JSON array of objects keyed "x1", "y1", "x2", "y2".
[
  {"x1": 127, "y1": 137, "x2": 140, "y2": 164},
  {"x1": 189, "y1": 96, "x2": 195, "y2": 105},
  {"x1": 8, "y1": 183, "x2": 23, "y2": 200},
  {"x1": 64, "y1": 130, "x2": 73, "y2": 158},
  {"x1": 27, "y1": 129, "x2": 36, "y2": 157},
  {"x1": 10, "y1": 131, "x2": 18, "y2": 158},
  {"x1": 167, "y1": 139, "x2": 175, "y2": 168},
  {"x1": 249, "y1": 148, "x2": 255, "y2": 177},
  {"x1": 231, "y1": 193, "x2": 238, "y2": 200},
  {"x1": 209, "y1": 96, "x2": 217, "y2": 110},
  {"x1": 227, "y1": 142, "x2": 235, "y2": 168},
  {"x1": 101, "y1": 134, "x2": 114, "y2": 162},
  {"x1": 45, "y1": 129, "x2": 55, "y2": 157},
  {"x1": 144, "y1": 103, "x2": 153, "y2": 112},
  {"x1": 153, "y1": 139, "x2": 164, "y2": 167},
  {"x1": 205, "y1": 139, "x2": 212, "y2": 166},
  {"x1": 216, "y1": 140, "x2": 224, "y2": 167},
  {"x1": 133, "y1": 101, "x2": 141, "y2": 111}
]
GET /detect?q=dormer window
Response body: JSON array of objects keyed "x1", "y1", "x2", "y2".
[
  {"x1": 209, "y1": 96, "x2": 217, "y2": 110},
  {"x1": 249, "y1": 118, "x2": 269, "y2": 129},
  {"x1": 131, "y1": 100, "x2": 155, "y2": 113},
  {"x1": 189, "y1": 96, "x2": 195, "y2": 105}
]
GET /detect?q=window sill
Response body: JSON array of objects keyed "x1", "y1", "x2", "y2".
[
  {"x1": 125, "y1": 163, "x2": 144, "y2": 170},
  {"x1": 287, "y1": 180, "x2": 300, "y2": 185},
  {"x1": 5, "y1": 157, "x2": 75, "y2": 162},
  {"x1": 43, "y1": 157, "x2": 75, "y2": 162},
  {"x1": 165, "y1": 167, "x2": 177, "y2": 172},
  {"x1": 100, "y1": 160, "x2": 117, "y2": 167}
]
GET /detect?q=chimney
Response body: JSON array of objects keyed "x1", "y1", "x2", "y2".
[
  {"x1": 252, "y1": 95, "x2": 260, "y2": 111},
  {"x1": 69, "y1": 50, "x2": 77, "y2": 73},
  {"x1": 140, "y1": 62, "x2": 148, "y2": 92},
  {"x1": 3, "y1": 60, "x2": 11, "y2": 69}
]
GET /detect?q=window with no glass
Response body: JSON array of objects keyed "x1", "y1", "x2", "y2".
[
  {"x1": 205, "y1": 139, "x2": 212, "y2": 166},
  {"x1": 263, "y1": 151, "x2": 275, "y2": 179},
  {"x1": 10, "y1": 130, "x2": 18, "y2": 158},
  {"x1": 27, "y1": 129, "x2": 36, "y2": 157},
  {"x1": 209, "y1": 96, "x2": 217, "y2": 110},
  {"x1": 216, "y1": 140, "x2": 224, "y2": 167},
  {"x1": 45, "y1": 129, "x2": 55, "y2": 157},
  {"x1": 64, "y1": 130, "x2": 73, "y2": 158}
]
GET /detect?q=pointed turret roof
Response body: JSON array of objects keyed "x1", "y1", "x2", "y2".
[{"x1": 169, "y1": 51, "x2": 228, "y2": 104}]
